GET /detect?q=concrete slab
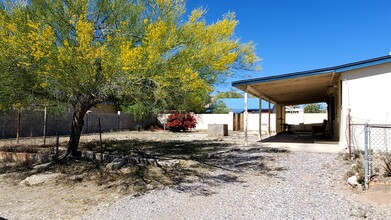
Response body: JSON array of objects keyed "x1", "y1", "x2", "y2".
[
  {"x1": 255, "y1": 142, "x2": 344, "y2": 154},
  {"x1": 252, "y1": 132, "x2": 344, "y2": 153}
]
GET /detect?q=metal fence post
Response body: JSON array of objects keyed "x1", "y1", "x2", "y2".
[
  {"x1": 55, "y1": 131, "x2": 59, "y2": 161},
  {"x1": 244, "y1": 89, "x2": 248, "y2": 146},
  {"x1": 43, "y1": 106, "x2": 47, "y2": 147},
  {"x1": 16, "y1": 111, "x2": 21, "y2": 144},
  {"x1": 98, "y1": 114, "x2": 104, "y2": 161},
  {"x1": 364, "y1": 123, "x2": 369, "y2": 190}
]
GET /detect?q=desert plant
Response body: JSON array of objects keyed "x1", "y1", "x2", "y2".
[
  {"x1": 341, "y1": 149, "x2": 363, "y2": 161},
  {"x1": 382, "y1": 153, "x2": 391, "y2": 177},
  {"x1": 166, "y1": 112, "x2": 197, "y2": 132},
  {"x1": 345, "y1": 160, "x2": 365, "y2": 185}
]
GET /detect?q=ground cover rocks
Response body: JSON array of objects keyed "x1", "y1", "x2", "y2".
[
  {"x1": 83, "y1": 152, "x2": 391, "y2": 220},
  {"x1": 347, "y1": 175, "x2": 359, "y2": 187},
  {"x1": 1, "y1": 131, "x2": 390, "y2": 219},
  {"x1": 19, "y1": 173, "x2": 62, "y2": 186},
  {"x1": 106, "y1": 158, "x2": 127, "y2": 170}
]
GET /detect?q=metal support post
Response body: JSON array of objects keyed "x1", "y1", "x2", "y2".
[
  {"x1": 258, "y1": 97, "x2": 262, "y2": 140},
  {"x1": 43, "y1": 106, "x2": 47, "y2": 147},
  {"x1": 364, "y1": 123, "x2": 369, "y2": 190},
  {"x1": 268, "y1": 101, "x2": 271, "y2": 136},
  {"x1": 244, "y1": 89, "x2": 248, "y2": 146}
]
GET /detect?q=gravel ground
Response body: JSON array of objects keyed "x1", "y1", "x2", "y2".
[{"x1": 82, "y1": 151, "x2": 391, "y2": 220}]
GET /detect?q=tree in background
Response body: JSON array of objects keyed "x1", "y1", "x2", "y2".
[
  {"x1": 304, "y1": 103, "x2": 326, "y2": 113},
  {"x1": 0, "y1": 0, "x2": 258, "y2": 157},
  {"x1": 211, "y1": 100, "x2": 230, "y2": 114},
  {"x1": 208, "y1": 89, "x2": 243, "y2": 113},
  {"x1": 214, "y1": 89, "x2": 244, "y2": 100}
]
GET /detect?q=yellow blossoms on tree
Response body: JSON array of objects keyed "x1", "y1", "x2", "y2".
[{"x1": 0, "y1": 0, "x2": 259, "y2": 156}]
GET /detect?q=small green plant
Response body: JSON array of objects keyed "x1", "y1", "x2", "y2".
[
  {"x1": 382, "y1": 153, "x2": 391, "y2": 177},
  {"x1": 345, "y1": 160, "x2": 365, "y2": 185},
  {"x1": 340, "y1": 149, "x2": 365, "y2": 161},
  {"x1": 352, "y1": 150, "x2": 363, "y2": 159}
]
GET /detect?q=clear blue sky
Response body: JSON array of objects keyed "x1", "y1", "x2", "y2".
[{"x1": 186, "y1": 0, "x2": 391, "y2": 92}]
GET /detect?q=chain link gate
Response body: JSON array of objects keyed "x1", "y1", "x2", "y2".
[
  {"x1": 349, "y1": 123, "x2": 391, "y2": 190},
  {"x1": 363, "y1": 123, "x2": 391, "y2": 190}
]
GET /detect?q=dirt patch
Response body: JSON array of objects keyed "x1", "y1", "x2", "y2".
[
  {"x1": 366, "y1": 184, "x2": 391, "y2": 204},
  {"x1": 1, "y1": 131, "x2": 391, "y2": 219},
  {"x1": 0, "y1": 172, "x2": 121, "y2": 220},
  {"x1": 0, "y1": 131, "x2": 280, "y2": 219}
]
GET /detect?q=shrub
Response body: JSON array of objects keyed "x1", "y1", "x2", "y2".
[
  {"x1": 345, "y1": 160, "x2": 365, "y2": 185},
  {"x1": 382, "y1": 153, "x2": 391, "y2": 177},
  {"x1": 166, "y1": 112, "x2": 196, "y2": 132}
]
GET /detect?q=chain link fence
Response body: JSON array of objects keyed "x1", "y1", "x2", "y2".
[
  {"x1": 349, "y1": 122, "x2": 391, "y2": 190},
  {"x1": 363, "y1": 124, "x2": 391, "y2": 189}
]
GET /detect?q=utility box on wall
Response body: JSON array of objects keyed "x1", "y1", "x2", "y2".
[{"x1": 208, "y1": 124, "x2": 228, "y2": 137}]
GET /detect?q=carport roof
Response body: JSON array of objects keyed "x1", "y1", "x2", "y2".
[{"x1": 232, "y1": 55, "x2": 391, "y2": 106}]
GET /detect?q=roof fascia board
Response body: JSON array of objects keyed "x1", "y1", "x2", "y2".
[
  {"x1": 232, "y1": 55, "x2": 391, "y2": 87},
  {"x1": 335, "y1": 57, "x2": 391, "y2": 73},
  {"x1": 232, "y1": 70, "x2": 333, "y2": 87}
]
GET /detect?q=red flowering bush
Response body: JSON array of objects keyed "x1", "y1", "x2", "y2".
[{"x1": 166, "y1": 112, "x2": 197, "y2": 132}]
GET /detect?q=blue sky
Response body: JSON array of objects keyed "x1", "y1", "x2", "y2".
[{"x1": 186, "y1": 0, "x2": 391, "y2": 92}]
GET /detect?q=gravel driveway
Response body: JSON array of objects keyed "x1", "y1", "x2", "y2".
[{"x1": 83, "y1": 151, "x2": 391, "y2": 220}]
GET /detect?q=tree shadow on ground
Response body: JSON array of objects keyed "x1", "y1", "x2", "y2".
[
  {"x1": 81, "y1": 139, "x2": 233, "y2": 159},
  {"x1": 0, "y1": 139, "x2": 289, "y2": 196}
]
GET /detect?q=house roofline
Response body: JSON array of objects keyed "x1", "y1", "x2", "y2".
[{"x1": 232, "y1": 55, "x2": 391, "y2": 87}]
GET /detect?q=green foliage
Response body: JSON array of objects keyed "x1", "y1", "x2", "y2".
[
  {"x1": 345, "y1": 159, "x2": 365, "y2": 185},
  {"x1": 0, "y1": 0, "x2": 259, "y2": 153},
  {"x1": 208, "y1": 89, "x2": 243, "y2": 114},
  {"x1": 215, "y1": 89, "x2": 244, "y2": 99},
  {"x1": 211, "y1": 100, "x2": 230, "y2": 114},
  {"x1": 383, "y1": 153, "x2": 391, "y2": 177},
  {"x1": 0, "y1": 0, "x2": 259, "y2": 115},
  {"x1": 304, "y1": 103, "x2": 326, "y2": 113}
]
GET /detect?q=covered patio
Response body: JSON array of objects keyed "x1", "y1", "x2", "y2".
[
  {"x1": 232, "y1": 65, "x2": 342, "y2": 145},
  {"x1": 232, "y1": 55, "x2": 391, "y2": 152},
  {"x1": 257, "y1": 131, "x2": 340, "y2": 153}
]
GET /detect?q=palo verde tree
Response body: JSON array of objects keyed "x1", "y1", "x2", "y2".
[{"x1": 0, "y1": 0, "x2": 259, "y2": 157}]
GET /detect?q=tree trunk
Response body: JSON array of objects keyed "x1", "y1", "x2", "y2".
[{"x1": 67, "y1": 104, "x2": 91, "y2": 157}]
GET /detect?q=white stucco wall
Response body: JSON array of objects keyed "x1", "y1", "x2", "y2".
[
  {"x1": 193, "y1": 113, "x2": 234, "y2": 130},
  {"x1": 339, "y1": 62, "x2": 391, "y2": 149},
  {"x1": 247, "y1": 113, "x2": 277, "y2": 132},
  {"x1": 159, "y1": 112, "x2": 326, "y2": 133},
  {"x1": 192, "y1": 112, "x2": 325, "y2": 133}
]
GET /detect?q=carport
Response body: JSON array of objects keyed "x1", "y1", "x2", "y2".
[
  {"x1": 232, "y1": 55, "x2": 391, "y2": 152},
  {"x1": 232, "y1": 56, "x2": 391, "y2": 146},
  {"x1": 232, "y1": 65, "x2": 343, "y2": 145}
]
